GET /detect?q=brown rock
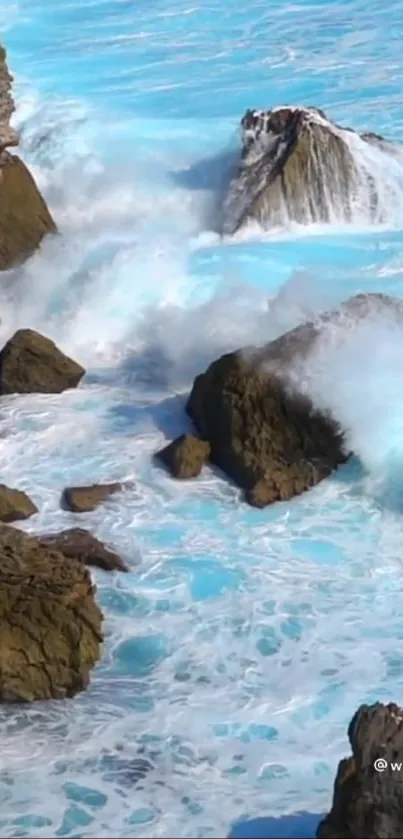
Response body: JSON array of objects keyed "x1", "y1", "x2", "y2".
[
  {"x1": 0, "y1": 524, "x2": 103, "y2": 701},
  {"x1": 61, "y1": 482, "x2": 124, "y2": 513},
  {"x1": 317, "y1": 702, "x2": 403, "y2": 838},
  {"x1": 39, "y1": 528, "x2": 129, "y2": 572},
  {"x1": 0, "y1": 153, "x2": 56, "y2": 270},
  {"x1": 222, "y1": 106, "x2": 398, "y2": 234},
  {"x1": 0, "y1": 328, "x2": 85, "y2": 394},
  {"x1": 0, "y1": 484, "x2": 37, "y2": 521},
  {"x1": 156, "y1": 433, "x2": 211, "y2": 479}
]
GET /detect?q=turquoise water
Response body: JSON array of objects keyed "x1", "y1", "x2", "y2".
[{"x1": 1, "y1": 0, "x2": 403, "y2": 837}]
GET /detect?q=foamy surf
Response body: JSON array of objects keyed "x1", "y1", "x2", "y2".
[{"x1": 2, "y1": 0, "x2": 403, "y2": 837}]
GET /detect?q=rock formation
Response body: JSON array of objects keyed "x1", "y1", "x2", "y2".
[
  {"x1": 61, "y1": 482, "x2": 126, "y2": 513},
  {"x1": 159, "y1": 292, "x2": 402, "y2": 508},
  {"x1": 221, "y1": 105, "x2": 401, "y2": 234},
  {"x1": 317, "y1": 701, "x2": 403, "y2": 838},
  {"x1": 0, "y1": 328, "x2": 85, "y2": 394},
  {"x1": 156, "y1": 434, "x2": 211, "y2": 479},
  {"x1": 0, "y1": 525, "x2": 103, "y2": 701},
  {"x1": 0, "y1": 45, "x2": 56, "y2": 269},
  {"x1": 40, "y1": 528, "x2": 129, "y2": 572},
  {"x1": 0, "y1": 484, "x2": 37, "y2": 521}
]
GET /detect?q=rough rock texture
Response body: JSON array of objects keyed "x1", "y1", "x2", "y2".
[
  {"x1": 40, "y1": 528, "x2": 129, "y2": 572},
  {"x1": 61, "y1": 483, "x2": 124, "y2": 513},
  {"x1": 156, "y1": 434, "x2": 211, "y2": 479},
  {"x1": 186, "y1": 292, "x2": 402, "y2": 508},
  {"x1": 0, "y1": 46, "x2": 56, "y2": 269},
  {"x1": 221, "y1": 105, "x2": 400, "y2": 234},
  {"x1": 0, "y1": 484, "x2": 37, "y2": 522},
  {"x1": 0, "y1": 525, "x2": 103, "y2": 701},
  {"x1": 0, "y1": 328, "x2": 85, "y2": 394},
  {"x1": 317, "y1": 701, "x2": 403, "y2": 838}
]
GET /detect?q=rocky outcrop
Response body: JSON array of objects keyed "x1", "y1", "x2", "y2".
[
  {"x1": 0, "y1": 525, "x2": 103, "y2": 701},
  {"x1": 0, "y1": 45, "x2": 56, "y2": 270},
  {"x1": 61, "y1": 482, "x2": 125, "y2": 513},
  {"x1": 0, "y1": 328, "x2": 85, "y2": 394},
  {"x1": 156, "y1": 434, "x2": 211, "y2": 479},
  {"x1": 221, "y1": 106, "x2": 400, "y2": 234},
  {"x1": 317, "y1": 701, "x2": 403, "y2": 838},
  {"x1": 40, "y1": 528, "x2": 129, "y2": 572},
  {"x1": 183, "y1": 292, "x2": 401, "y2": 508},
  {"x1": 0, "y1": 484, "x2": 37, "y2": 521}
]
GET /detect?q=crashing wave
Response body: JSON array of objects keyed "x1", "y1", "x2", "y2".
[{"x1": 221, "y1": 105, "x2": 403, "y2": 234}]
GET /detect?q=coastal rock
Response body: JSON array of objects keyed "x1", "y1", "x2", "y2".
[
  {"x1": 0, "y1": 328, "x2": 85, "y2": 394},
  {"x1": 0, "y1": 484, "x2": 38, "y2": 521},
  {"x1": 0, "y1": 46, "x2": 56, "y2": 269},
  {"x1": 156, "y1": 434, "x2": 211, "y2": 478},
  {"x1": 0, "y1": 525, "x2": 103, "y2": 701},
  {"x1": 221, "y1": 105, "x2": 399, "y2": 234},
  {"x1": 40, "y1": 528, "x2": 129, "y2": 572},
  {"x1": 61, "y1": 482, "x2": 125, "y2": 513},
  {"x1": 186, "y1": 292, "x2": 400, "y2": 508},
  {"x1": 317, "y1": 701, "x2": 403, "y2": 838}
]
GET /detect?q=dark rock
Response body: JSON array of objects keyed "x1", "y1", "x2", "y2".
[
  {"x1": 0, "y1": 328, "x2": 85, "y2": 395},
  {"x1": 0, "y1": 47, "x2": 56, "y2": 269},
  {"x1": 317, "y1": 701, "x2": 403, "y2": 838},
  {"x1": 0, "y1": 484, "x2": 37, "y2": 521},
  {"x1": 186, "y1": 292, "x2": 399, "y2": 508},
  {"x1": 61, "y1": 482, "x2": 124, "y2": 513},
  {"x1": 222, "y1": 105, "x2": 399, "y2": 234},
  {"x1": 156, "y1": 433, "x2": 211, "y2": 479},
  {"x1": 39, "y1": 528, "x2": 129, "y2": 572},
  {"x1": 0, "y1": 524, "x2": 103, "y2": 701}
]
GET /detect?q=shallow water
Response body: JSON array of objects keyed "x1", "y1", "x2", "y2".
[{"x1": 1, "y1": 0, "x2": 403, "y2": 837}]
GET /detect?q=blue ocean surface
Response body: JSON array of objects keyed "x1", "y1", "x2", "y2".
[{"x1": 1, "y1": 0, "x2": 403, "y2": 836}]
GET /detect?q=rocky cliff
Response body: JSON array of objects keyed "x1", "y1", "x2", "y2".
[{"x1": 0, "y1": 44, "x2": 56, "y2": 270}]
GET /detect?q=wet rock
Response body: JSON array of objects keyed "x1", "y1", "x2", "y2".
[
  {"x1": 0, "y1": 47, "x2": 56, "y2": 269},
  {"x1": 317, "y1": 701, "x2": 403, "y2": 838},
  {"x1": 156, "y1": 433, "x2": 211, "y2": 479},
  {"x1": 186, "y1": 292, "x2": 399, "y2": 508},
  {"x1": 0, "y1": 484, "x2": 38, "y2": 522},
  {"x1": 221, "y1": 105, "x2": 398, "y2": 234},
  {"x1": 39, "y1": 527, "x2": 129, "y2": 572},
  {"x1": 0, "y1": 524, "x2": 103, "y2": 701},
  {"x1": 0, "y1": 328, "x2": 85, "y2": 395},
  {"x1": 61, "y1": 482, "x2": 125, "y2": 513}
]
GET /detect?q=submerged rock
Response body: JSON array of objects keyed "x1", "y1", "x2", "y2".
[
  {"x1": 0, "y1": 46, "x2": 56, "y2": 269},
  {"x1": 40, "y1": 527, "x2": 129, "y2": 572},
  {"x1": 185, "y1": 292, "x2": 401, "y2": 508},
  {"x1": 317, "y1": 701, "x2": 403, "y2": 838},
  {"x1": 61, "y1": 482, "x2": 125, "y2": 513},
  {"x1": 0, "y1": 328, "x2": 85, "y2": 394},
  {"x1": 221, "y1": 105, "x2": 400, "y2": 234},
  {"x1": 0, "y1": 525, "x2": 103, "y2": 701},
  {"x1": 156, "y1": 434, "x2": 211, "y2": 479},
  {"x1": 0, "y1": 484, "x2": 37, "y2": 522}
]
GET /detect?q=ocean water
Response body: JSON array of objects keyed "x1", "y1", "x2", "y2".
[{"x1": 1, "y1": 0, "x2": 403, "y2": 837}]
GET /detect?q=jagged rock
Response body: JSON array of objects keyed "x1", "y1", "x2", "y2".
[
  {"x1": 221, "y1": 105, "x2": 400, "y2": 234},
  {"x1": 317, "y1": 701, "x2": 403, "y2": 838},
  {"x1": 186, "y1": 292, "x2": 401, "y2": 508},
  {"x1": 156, "y1": 434, "x2": 211, "y2": 479},
  {"x1": 0, "y1": 525, "x2": 103, "y2": 701},
  {"x1": 61, "y1": 482, "x2": 125, "y2": 513},
  {"x1": 0, "y1": 484, "x2": 37, "y2": 521},
  {"x1": 0, "y1": 328, "x2": 85, "y2": 394},
  {"x1": 40, "y1": 528, "x2": 129, "y2": 572},
  {"x1": 0, "y1": 46, "x2": 56, "y2": 269}
]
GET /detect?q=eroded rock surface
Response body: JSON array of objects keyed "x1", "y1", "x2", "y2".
[
  {"x1": 317, "y1": 701, "x2": 403, "y2": 838},
  {"x1": 222, "y1": 106, "x2": 401, "y2": 234},
  {"x1": 61, "y1": 482, "x2": 125, "y2": 513},
  {"x1": 0, "y1": 525, "x2": 103, "y2": 701},
  {"x1": 0, "y1": 484, "x2": 37, "y2": 521},
  {"x1": 0, "y1": 328, "x2": 85, "y2": 394},
  {"x1": 40, "y1": 528, "x2": 129, "y2": 572},
  {"x1": 156, "y1": 434, "x2": 211, "y2": 479}
]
